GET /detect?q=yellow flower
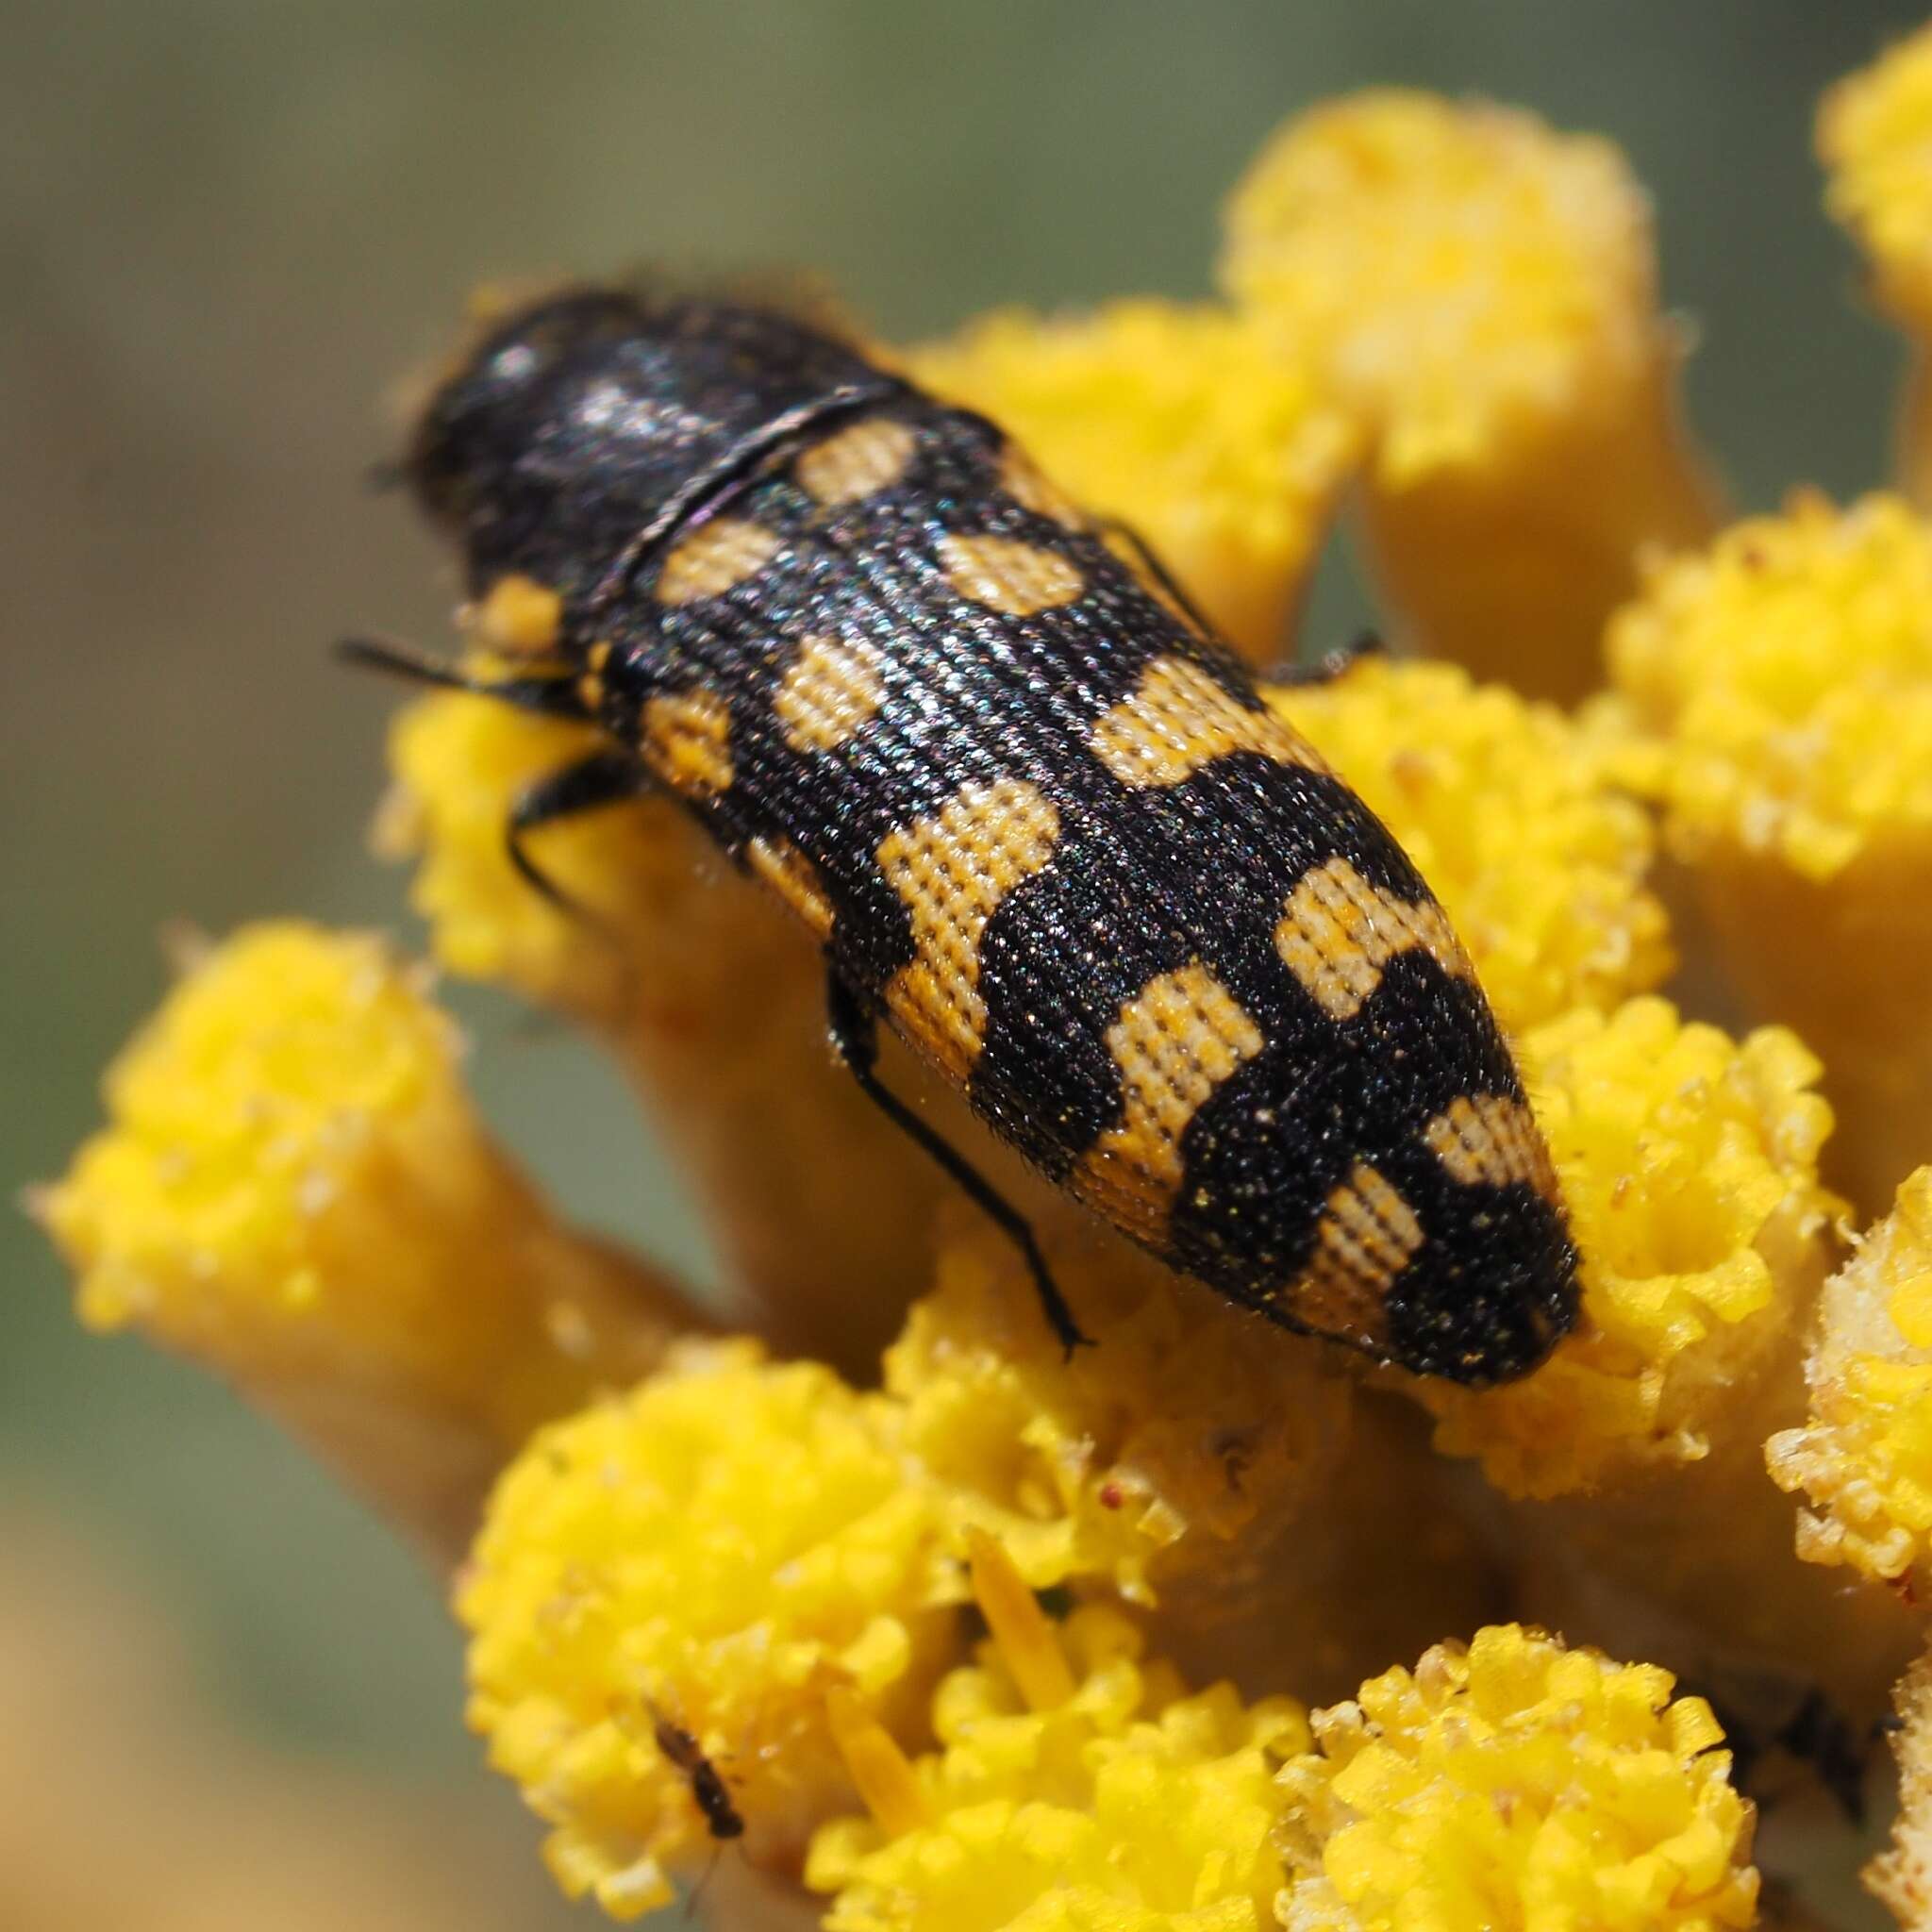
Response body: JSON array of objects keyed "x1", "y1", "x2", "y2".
[
  {"x1": 1607, "y1": 492, "x2": 1932, "y2": 878},
  {"x1": 1223, "y1": 90, "x2": 1719, "y2": 702},
  {"x1": 884, "y1": 1215, "x2": 1355, "y2": 1608},
  {"x1": 1820, "y1": 22, "x2": 1932, "y2": 507},
  {"x1": 1270, "y1": 658, "x2": 1673, "y2": 1033},
  {"x1": 458, "y1": 1341, "x2": 958, "y2": 1919},
  {"x1": 810, "y1": 1544, "x2": 1756, "y2": 1932},
  {"x1": 1276, "y1": 1624, "x2": 1757, "y2": 1932},
  {"x1": 1769, "y1": 1166, "x2": 1932, "y2": 1591},
  {"x1": 807, "y1": 1528, "x2": 1310, "y2": 1932},
  {"x1": 1871, "y1": 1645, "x2": 1932, "y2": 1929},
  {"x1": 34, "y1": 921, "x2": 689, "y2": 1555},
  {"x1": 1819, "y1": 22, "x2": 1932, "y2": 332},
  {"x1": 1603, "y1": 491, "x2": 1932, "y2": 1209},
  {"x1": 1419, "y1": 999, "x2": 1835, "y2": 1498},
  {"x1": 908, "y1": 300, "x2": 1357, "y2": 658}
]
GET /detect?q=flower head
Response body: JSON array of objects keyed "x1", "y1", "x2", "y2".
[
  {"x1": 885, "y1": 1216, "x2": 1354, "y2": 1606},
  {"x1": 35, "y1": 921, "x2": 688, "y2": 1549},
  {"x1": 1606, "y1": 491, "x2": 1932, "y2": 880},
  {"x1": 1819, "y1": 23, "x2": 1932, "y2": 333},
  {"x1": 1276, "y1": 1625, "x2": 1757, "y2": 1932},
  {"x1": 1221, "y1": 90, "x2": 1719, "y2": 702},
  {"x1": 1769, "y1": 1166, "x2": 1932, "y2": 1591},
  {"x1": 458, "y1": 1341, "x2": 958, "y2": 1918},
  {"x1": 1223, "y1": 90, "x2": 1659, "y2": 485},
  {"x1": 807, "y1": 1528, "x2": 1311, "y2": 1932}
]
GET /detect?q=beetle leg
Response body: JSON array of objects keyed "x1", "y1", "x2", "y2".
[
  {"x1": 507, "y1": 751, "x2": 653, "y2": 916},
  {"x1": 823, "y1": 967, "x2": 1093, "y2": 1359},
  {"x1": 337, "y1": 634, "x2": 591, "y2": 717},
  {"x1": 1091, "y1": 515, "x2": 1216, "y2": 636},
  {"x1": 1265, "y1": 629, "x2": 1387, "y2": 688}
]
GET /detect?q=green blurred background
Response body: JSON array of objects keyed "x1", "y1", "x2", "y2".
[{"x1": 4, "y1": 2, "x2": 1926, "y2": 1920}]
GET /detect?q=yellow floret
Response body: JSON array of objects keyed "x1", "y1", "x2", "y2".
[
  {"x1": 1269, "y1": 658, "x2": 1673, "y2": 1033},
  {"x1": 1223, "y1": 90, "x2": 1718, "y2": 700},
  {"x1": 1419, "y1": 998, "x2": 1836, "y2": 1498},
  {"x1": 885, "y1": 1214, "x2": 1355, "y2": 1606},
  {"x1": 1224, "y1": 91, "x2": 1656, "y2": 481},
  {"x1": 376, "y1": 690, "x2": 954, "y2": 1373},
  {"x1": 36, "y1": 922, "x2": 688, "y2": 1554},
  {"x1": 458, "y1": 1341, "x2": 958, "y2": 1920},
  {"x1": 908, "y1": 300, "x2": 1358, "y2": 658},
  {"x1": 1769, "y1": 1166, "x2": 1932, "y2": 1592},
  {"x1": 1607, "y1": 492, "x2": 1932, "y2": 878},
  {"x1": 1604, "y1": 491, "x2": 1932, "y2": 1208},
  {"x1": 1820, "y1": 24, "x2": 1932, "y2": 508},
  {"x1": 808, "y1": 1530, "x2": 1310, "y2": 1932},
  {"x1": 1275, "y1": 1624, "x2": 1757, "y2": 1932},
  {"x1": 1870, "y1": 1645, "x2": 1932, "y2": 1929},
  {"x1": 1820, "y1": 23, "x2": 1932, "y2": 332}
]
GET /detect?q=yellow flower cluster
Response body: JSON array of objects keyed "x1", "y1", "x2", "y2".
[
  {"x1": 1769, "y1": 1166, "x2": 1932, "y2": 1591},
  {"x1": 63, "y1": 44, "x2": 1932, "y2": 1932},
  {"x1": 1421, "y1": 1000, "x2": 1835, "y2": 1498},
  {"x1": 1276, "y1": 1625, "x2": 1756, "y2": 1932},
  {"x1": 1224, "y1": 91, "x2": 1657, "y2": 485},
  {"x1": 1873, "y1": 1648, "x2": 1932, "y2": 1930},
  {"x1": 1223, "y1": 89, "x2": 1719, "y2": 699},
  {"x1": 459, "y1": 1341, "x2": 957, "y2": 1917},
  {"x1": 885, "y1": 1218, "x2": 1354, "y2": 1607},
  {"x1": 1822, "y1": 21, "x2": 1932, "y2": 509},
  {"x1": 1603, "y1": 491, "x2": 1932, "y2": 1208},
  {"x1": 1819, "y1": 23, "x2": 1932, "y2": 333},
  {"x1": 1271, "y1": 658, "x2": 1672, "y2": 1033},
  {"x1": 908, "y1": 301, "x2": 1357, "y2": 658},
  {"x1": 1607, "y1": 492, "x2": 1932, "y2": 880},
  {"x1": 808, "y1": 1534, "x2": 1309, "y2": 1932},
  {"x1": 35, "y1": 921, "x2": 688, "y2": 1552},
  {"x1": 808, "y1": 1542, "x2": 1755, "y2": 1932}
]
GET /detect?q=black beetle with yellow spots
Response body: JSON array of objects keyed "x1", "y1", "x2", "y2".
[{"x1": 345, "y1": 286, "x2": 1577, "y2": 1385}]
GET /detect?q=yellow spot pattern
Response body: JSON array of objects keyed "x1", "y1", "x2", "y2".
[
  {"x1": 1091, "y1": 654, "x2": 1325, "y2": 789},
  {"x1": 642, "y1": 689, "x2": 734, "y2": 797},
  {"x1": 575, "y1": 639, "x2": 612, "y2": 712},
  {"x1": 1275, "y1": 856, "x2": 1473, "y2": 1021},
  {"x1": 1424, "y1": 1093, "x2": 1557, "y2": 1200},
  {"x1": 472, "y1": 573, "x2": 564, "y2": 656},
  {"x1": 1280, "y1": 1163, "x2": 1422, "y2": 1346},
  {"x1": 655, "y1": 518, "x2": 782, "y2": 606},
  {"x1": 746, "y1": 835, "x2": 835, "y2": 941},
  {"x1": 795, "y1": 418, "x2": 918, "y2": 506},
  {"x1": 774, "y1": 635, "x2": 889, "y2": 753},
  {"x1": 939, "y1": 532, "x2": 1085, "y2": 617},
  {"x1": 877, "y1": 779, "x2": 1061, "y2": 1082},
  {"x1": 1073, "y1": 962, "x2": 1265, "y2": 1246}
]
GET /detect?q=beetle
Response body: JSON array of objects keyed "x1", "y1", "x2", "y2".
[{"x1": 345, "y1": 285, "x2": 1577, "y2": 1385}]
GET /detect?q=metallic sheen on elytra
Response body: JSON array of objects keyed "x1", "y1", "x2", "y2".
[{"x1": 372, "y1": 286, "x2": 1578, "y2": 1385}]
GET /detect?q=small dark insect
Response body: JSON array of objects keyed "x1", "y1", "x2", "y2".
[
  {"x1": 344, "y1": 285, "x2": 1579, "y2": 1385},
  {"x1": 651, "y1": 1708, "x2": 745, "y2": 1841}
]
